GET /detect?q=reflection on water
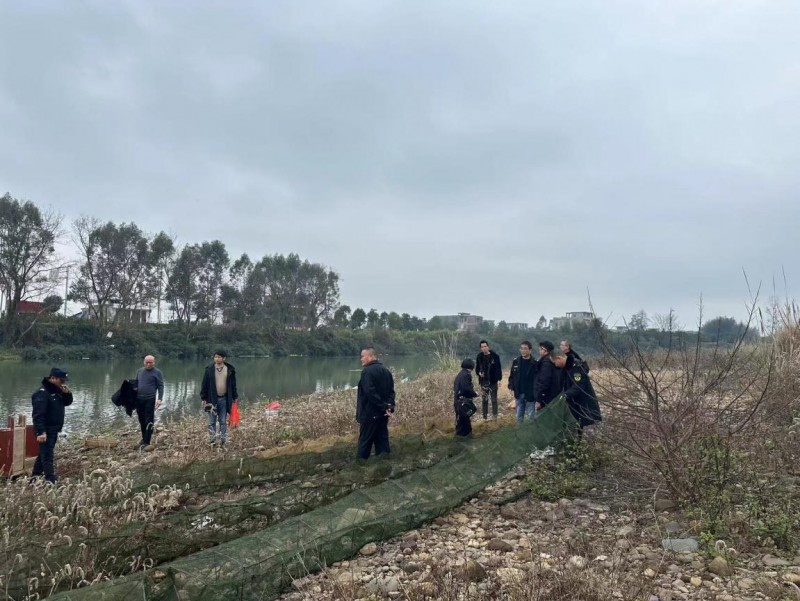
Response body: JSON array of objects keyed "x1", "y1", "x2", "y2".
[{"x1": 0, "y1": 356, "x2": 432, "y2": 435}]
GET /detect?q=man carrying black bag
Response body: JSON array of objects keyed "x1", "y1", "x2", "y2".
[{"x1": 453, "y1": 358, "x2": 478, "y2": 438}]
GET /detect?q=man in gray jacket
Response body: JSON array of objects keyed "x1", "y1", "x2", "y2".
[{"x1": 134, "y1": 355, "x2": 164, "y2": 450}]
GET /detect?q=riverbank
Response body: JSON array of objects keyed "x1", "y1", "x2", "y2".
[
  {"x1": 3, "y1": 366, "x2": 513, "y2": 599},
  {"x1": 3, "y1": 356, "x2": 798, "y2": 601}
]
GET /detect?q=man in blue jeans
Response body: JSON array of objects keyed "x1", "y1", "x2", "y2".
[
  {"x1": 200, "y1": 350, "x2": 238, "y2": 448},
  {"x1": 507, "y1": 341, "x2": 538, "y2": 422}
]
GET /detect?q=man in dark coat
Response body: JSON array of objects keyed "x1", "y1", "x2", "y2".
[
  {"x1": 31, "y1": 367, "x2": 74, "y2": 483},
  {"x1": 508, "y1": 341, "x2": 538, "y2": 423},
  {"x1": 454, "y1": 358, "x2": 478, "y2": 437},
  {"x1": 200, "y1": 349, "x2": 239, "y2": 448},
  {"x1": 475, "y1": 340, "x2": 502, "y2": 421},
  {"x1": 553, "y1": 355, "x2": 601, "y2": 431},
  {"x1": 533, "y1": 341, "x2": 562, "y2": 412},
  {"x1": 560, "y1": 339, "x2": 589, "y2": 372},
  {"x1": 356, "y1": 347, "x2": 396, "y2": 460}
]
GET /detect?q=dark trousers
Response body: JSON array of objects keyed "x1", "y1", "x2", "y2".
[
  {"x1": 32, "y1": 430, "x2": 59, "y2": 483},
  {"x1": 136, "y1": 396, "x2": 156, "y2": 445},
  {"x1": 454, "y1": 405, "x2": 473, "y2": 437},
  {"x1": 357, "y1": 417, "x2": 390, "y2": 460},
  {"x1": 480, "y1": 383, "x2": 498, "y2": 418}
]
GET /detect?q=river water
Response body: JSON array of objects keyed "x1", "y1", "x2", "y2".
[{"x1": 0, "y1": 356, "x2": 433, "y2": 435}]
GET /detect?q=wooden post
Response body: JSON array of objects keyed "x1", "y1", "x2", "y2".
[{"x1": 1, "y1": 415, "x2": 41, "y2": 477}]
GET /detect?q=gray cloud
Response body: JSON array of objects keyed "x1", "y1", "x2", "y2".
[{"x1": 1, "y1": 0, "x2": 798, "y2": 327}]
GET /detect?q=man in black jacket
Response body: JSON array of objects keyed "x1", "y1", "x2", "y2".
[
  {"x1": 534, "y1": 341, "x2": 562, "y2": 412},
  {"x1": 553, "y1": 355, "x2": 601, "y2": 431},
  {"x1": 31, "y1": 367, "x2": 74, "y2": 483},
  {"x1": 560, "y1": 340, "x2": 589, "y2": 371},
  {"x1": 507, "y1": 341, "x2": 537, "y2": 423},
  {"x1": 200, "y1": 349, "x2": 239, "y2": 448},
  {"x1": 356, "y1": 347, "x2": 396, "y2": 460},
  {"x1": 475, "y1": 340, "x2": 502, "y2": 421}
]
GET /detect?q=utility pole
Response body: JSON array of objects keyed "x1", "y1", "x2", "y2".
[{"x1": 63, "y1": 266, "x2": 69, "y2": 318}]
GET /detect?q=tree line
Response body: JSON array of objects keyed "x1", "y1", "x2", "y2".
[
  {"x1": 0, "y1": 192, "x2": 756, "y2": 351},
  {"x1": 0, "y1": 193, "x2": 430, "y2": 347}
]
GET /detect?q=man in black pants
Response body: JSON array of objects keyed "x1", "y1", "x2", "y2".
[
  {"x1": 134, "y1": 354, "x2": 164, "y2": 450},
  {"x1": 534, "y1": 341, "x2": 561, "y2": 413},
  {"x1": 475, "y1": 340, "x2": 502, "y2": 420},
  {"x1": 31, "y1": 367, "x2": 73, "y2": 483},
  {"x1": 356, "y1": 347, "x2": 396, "y2": 460}
]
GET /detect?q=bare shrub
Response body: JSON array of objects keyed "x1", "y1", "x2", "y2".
[{"x1": 591, "y1": 294, "x2": 800, "y2": 551}]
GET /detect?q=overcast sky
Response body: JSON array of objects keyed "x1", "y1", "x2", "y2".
[{"x1": 1, "y1": 1, "x2": 798, "y2": 328}]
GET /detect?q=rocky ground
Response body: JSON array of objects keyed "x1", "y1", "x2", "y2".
[{"x1": 281, "y1": 460, "x2": 800, "y2": 601}]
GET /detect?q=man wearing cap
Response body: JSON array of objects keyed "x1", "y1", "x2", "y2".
[
  {"x1": 200, "y1": 349, "x2": 238, "y2": 448},
  {"x1": 31, "y1": 368, "x2": 74, "y2": 483},
  {"x1": 134, "y1": 355, "x2": 164, "y2": 450}
]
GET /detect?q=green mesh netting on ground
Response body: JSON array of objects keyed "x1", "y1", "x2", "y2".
[{"x1": 50, "y1": 395, "x2": 577, "y2": 601}]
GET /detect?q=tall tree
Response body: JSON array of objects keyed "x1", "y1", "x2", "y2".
[
  {"x1": 164, "y1": 241, "x2": 230, "y2": 325},
  {"x1": 0, "y1": 194, "x2": 63, "y2": 339},
  {"x1": 349, "y1": 307, "x2": 366, "y2": 329},
  {"x1": 628, "y1": 310, "x2": 649, "y2": 331},
  {"x1": 331, "y1": 304, "x2": 352, "y2": 327},
  {"x1": 70, "y1": 218, "x2": 169, "y2": 325},
  {"x1": 536, "y1": 315, "x2": 547, "y2": 330},
  {"x1": 221, "y1": 253, "x2": 254, "y2": 323},
  {"x1": 366, "y1": 308, "x2": 380, "y2": 328},
  {"x1": 149, "y1": 232, "x2": 176, "y2": 323},
  {"x1": 192, "y1": 241, "x2": 230, "y2": 323},
  {"x1": 387, "y1": 311, "x2": 402, "y2": 330},
  {"x1": 240, "y1": 253, "x2": 339, "y2": 330},
  {"x1": 701, "y1": 316, "x2": 754, "y2": 343},
  {"x1": 427, "y1": 315, "x2": 443, "y2": 331},
  {"x1": 165, "y1": 244, "x2": 203, "y2": 324}
]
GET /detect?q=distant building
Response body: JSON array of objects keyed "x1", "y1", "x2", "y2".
[
  {"x1": 432, "y1": 312, "x2": 484, "y2": 333},
  {"x1": 74, "y1": 304, "x2": 152, "y2": 324},
  {"x1": 506, "y1": 322, "x2": 528, "y2": 331},
  {"x1": 550, "y1": 311, "x2": 595, "y2": 330}
]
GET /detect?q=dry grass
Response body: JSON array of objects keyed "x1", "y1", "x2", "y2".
[{"x1": 0, "y1": 463, "x2": 182, "y2": 599}]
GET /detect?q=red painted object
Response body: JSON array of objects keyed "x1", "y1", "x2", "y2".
[{"x1": 0, "y1": 416, "x2": 39, "y2": 477}]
